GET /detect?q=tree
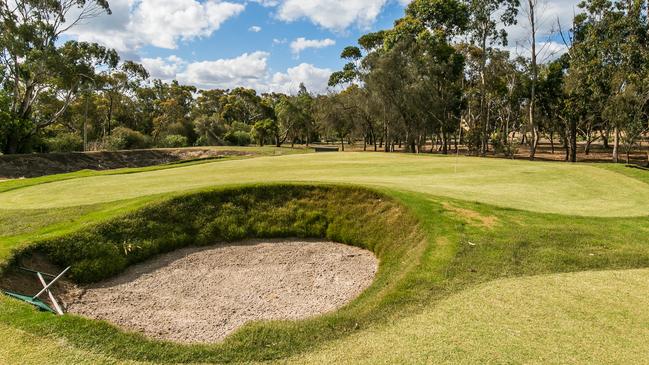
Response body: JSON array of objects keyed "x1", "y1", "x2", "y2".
[
  {"x1": 0, "y1": 0, "x2": 116, "y2": 153},
  {"x1": 97, "y1": 61, "x2": 149, "y2": 137},
  {"x1": 463, "y1": 0, "x2": 519, "y2": 155},
  {"x1": 252, "y1": 119, "x2": 278, "y2": 147},
  {"x1": 565, "y1": 0, "x2": 649, "y2": 163},
  {"x1": 151, "y1": 81, "x2": 196, "y2": 143},
  {"x1": 314, "y1": 94, "x2": 354, "y2": 151}
]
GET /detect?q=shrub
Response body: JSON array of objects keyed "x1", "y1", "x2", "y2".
[
  {"x1": 492, "y1": 133, "x2": 520, "y2": 158},
  {"x1": 224, "y1": 130, "x2": 252, "y2": 146},
  {"x1": 44, "y1": 132, "x2": 84, "y2": 152},
  {"x1": 104, "y1": 127, "x2": 151, "y2": 151},
  {"x1": 230, "y1": 121, "x2": 252, "y2": 133},
  {"x1": 157, "y1": 134, "x2": 189, "y2": 148},
  {"x1": 253, "y1": 118, "x2": 278, "y2": 146}
]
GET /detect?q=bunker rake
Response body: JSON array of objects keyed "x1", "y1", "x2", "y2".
[{"x1": 2, "y1": 266, "x2": 71, "y2": 315}]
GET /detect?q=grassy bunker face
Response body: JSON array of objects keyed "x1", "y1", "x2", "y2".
[
  {"x1": 65, "y1": 240, "x2": 378, "y2": 344},
  {"x1": 1, "y1": 185, "x2": 426, "y2": 363}
]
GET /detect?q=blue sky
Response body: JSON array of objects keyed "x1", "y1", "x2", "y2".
[
  {"x1": 138, "y1": 1, "x2": 407, "y2": 72},
  {"x1": 65, "y1": 0, "x2": 580, "y2": 94}
]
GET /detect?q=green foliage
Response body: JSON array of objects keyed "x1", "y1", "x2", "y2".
[
  {"x1": 0, "y1": 92, "x2": 33, "y2": 154},
  {"x1": 253, "y1": 118, "x2": 279, "y2": 146},
  {"x1": 193, "y1": 114, "x2": 226, "y2": 145},
  {"x1": 406, "y1": 0, "x2": 469, "y2": 37},
  {"x1": 224, "y1": 130, "x2": 252, "y2": 146},
  {"x1": 43, "y1": 132, "x2": 84, "y2": 153},
  {"x1": 491, "y1": 133, "x2": 519, "y2": 158},
  {"x1": 0, "y1": 1, "x2": 118, "y2": 153},
  {"x1": 104, "y1": 127, "x2": 151, "y2": 151},
  {"x1": 157, "y1": 134, "x2": 189, "y2": 148}
]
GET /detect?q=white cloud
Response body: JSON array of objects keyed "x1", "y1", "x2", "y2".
[
  {"x1": 506, "y1": 0, "x2": 581, "y2": 62},
  {"x1": 249, "y1": 25, "x2": 262, "y2": 32},
  {"x1": 149, "y1": 52, "x2": 332, "y2": 94},
  {"x1": 290, "y1": 37, "x2": 336, "y2": 55},
  {"x1": 262, "y1": 0, "x2": 391, "y2": 31},
  {"x1": 270, "y1": 63, "x2": 333, "y2": 94},
  {"x1": 141, "y1": 56, "x2": 186, "y2": 80},
  {"x1": 68, "y1": 0, "x2": 244, "y2": 52},
  {"x1": 178, "y1": 51, "x2": 270, "y2": 89}
]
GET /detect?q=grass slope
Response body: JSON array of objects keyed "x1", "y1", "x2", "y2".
[
  {"x1": 3, "y1": 268, "x2": 649, "y2": 365},
  {"x1": 1, "y1": 152, "x2": 649, "y2": 364},
  {"x1": 284, "y1": 268, "x2": 649, "y2": 364},
  {"x1": 1, "y1": 153, "x2": 648, "y2": 216}
]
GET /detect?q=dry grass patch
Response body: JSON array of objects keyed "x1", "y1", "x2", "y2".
[{"x1": 442, "y1": 202, "x2": 498, "y2": 229}]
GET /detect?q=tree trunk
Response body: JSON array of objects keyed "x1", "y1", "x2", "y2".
[
  {"x1": 562, "y1": 136, "x2": 570, "y2": 161},
  {"x1": 627, "y1": 150, "x2": 631, "y2": 165},
  {"x1": 584, "y1": 125, "x2": 594, "y2": 155},
  {"x1": 550, "y1": 131, "x2": 555, "y2": 154},
  {"x1": 570, "y1": 118, "x2": 577, "y2": 163},
  {"x1": 528, "y1": 0, "x2": 538, "y2": 160},
  {"x1": 602, "y1": 128, "x2": 610, "y2": 149},
  {"x1": 442, "y1": 130, "x2": 449, "y2": 155},
  {"x1": 613, "y1": 126, "x2": 620, "y2": 163}
]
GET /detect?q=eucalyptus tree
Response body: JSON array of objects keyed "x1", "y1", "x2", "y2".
[
  {"x1": 566, "y1": 0, "x2": 649, "y2": 163},
  {"x1": 97, "y1": 61, "x2": 149, "y2": 136},
  {"x1": 537, "y1": 57, "x2": 568, "y2": 157},
  {"x1": 313, "y1": 93, "x2": 354, "y2": 151},
  {"x1": 462, "y1": 0, "x2": 519, "y2": 155},
  {"x1": 329, "y1": 0, "x2": 469, "y2": 153},
  {"x1": 151, "y1": 81, "x2": 196, "y2": 143},
  {"x1": 0, "y1": 0, "x2": 117, "y2": 153}
]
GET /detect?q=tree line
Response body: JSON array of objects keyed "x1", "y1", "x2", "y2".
[
  {"x1": 327, "y1": 0, "x2": 649, "y2": 164},
  {"x1": 2, "y1": 0, "x2": 649, "y2": 165}
]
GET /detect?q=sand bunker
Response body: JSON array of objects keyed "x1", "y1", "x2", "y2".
[{"x1": 65, "y1": 240, "x2": 377, "y2": 343}]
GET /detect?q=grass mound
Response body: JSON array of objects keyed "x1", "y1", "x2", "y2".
[{"x1": 2, "y1": 185, "x2": 427, "y2": 363}]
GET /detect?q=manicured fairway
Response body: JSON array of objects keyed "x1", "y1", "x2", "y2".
[
  {"x1": 1, "y1": 150, "x2": 649, "y2": 364},
  {"x1": 2, "y1": 152, "x2": 649, "y2": 216},
  {"x1": 283, "y1": 268, "x2": 649, "y2": 364}
]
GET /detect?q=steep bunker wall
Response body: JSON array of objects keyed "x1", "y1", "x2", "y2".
[{"x1": 1, "y1": 185, "x2": 426, "y2": 363}]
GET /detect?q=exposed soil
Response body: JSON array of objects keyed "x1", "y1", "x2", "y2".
[
  {"x1": 63, "y1": 240, "x2": 377, "y2": 344},
  {"x1": 0, "y1": 148, "x2": 250, "y2": 179}
]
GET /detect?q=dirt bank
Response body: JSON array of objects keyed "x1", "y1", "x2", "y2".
[
  {"x1": 64, "y1": 240, "x2": 377, "y2": 344},
  {"x1": 0, "y1": 148, "x2": 250, "y2": 179}
]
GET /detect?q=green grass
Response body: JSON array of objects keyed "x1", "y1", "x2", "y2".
[
  {"x1": 1, "y1": 152, "x2": 649, "y2": 364},
  {"x1": 282, "y1": 268, "x2": 649, "y2": 364},
  {"x1": 0, "y1": 145, "x2": 309, "y2": 194},
  {"x1": 1, "y1": 153, "x2": 648, "y2": 216}
]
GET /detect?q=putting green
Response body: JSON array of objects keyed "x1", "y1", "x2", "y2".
[{"x1": 1, "y1": 153, "x2": 648, "y2": 217}]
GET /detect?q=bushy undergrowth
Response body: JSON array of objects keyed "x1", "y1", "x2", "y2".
[
  {"x1": 157, "y1": 134, "x2": 189, "y2": 148},
  {"x1": 43, "y1": 132, "x2": 84, "y2": 153},
  {"x1": 104, "y1": 127, "x2": 151, "y2": 151}
]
